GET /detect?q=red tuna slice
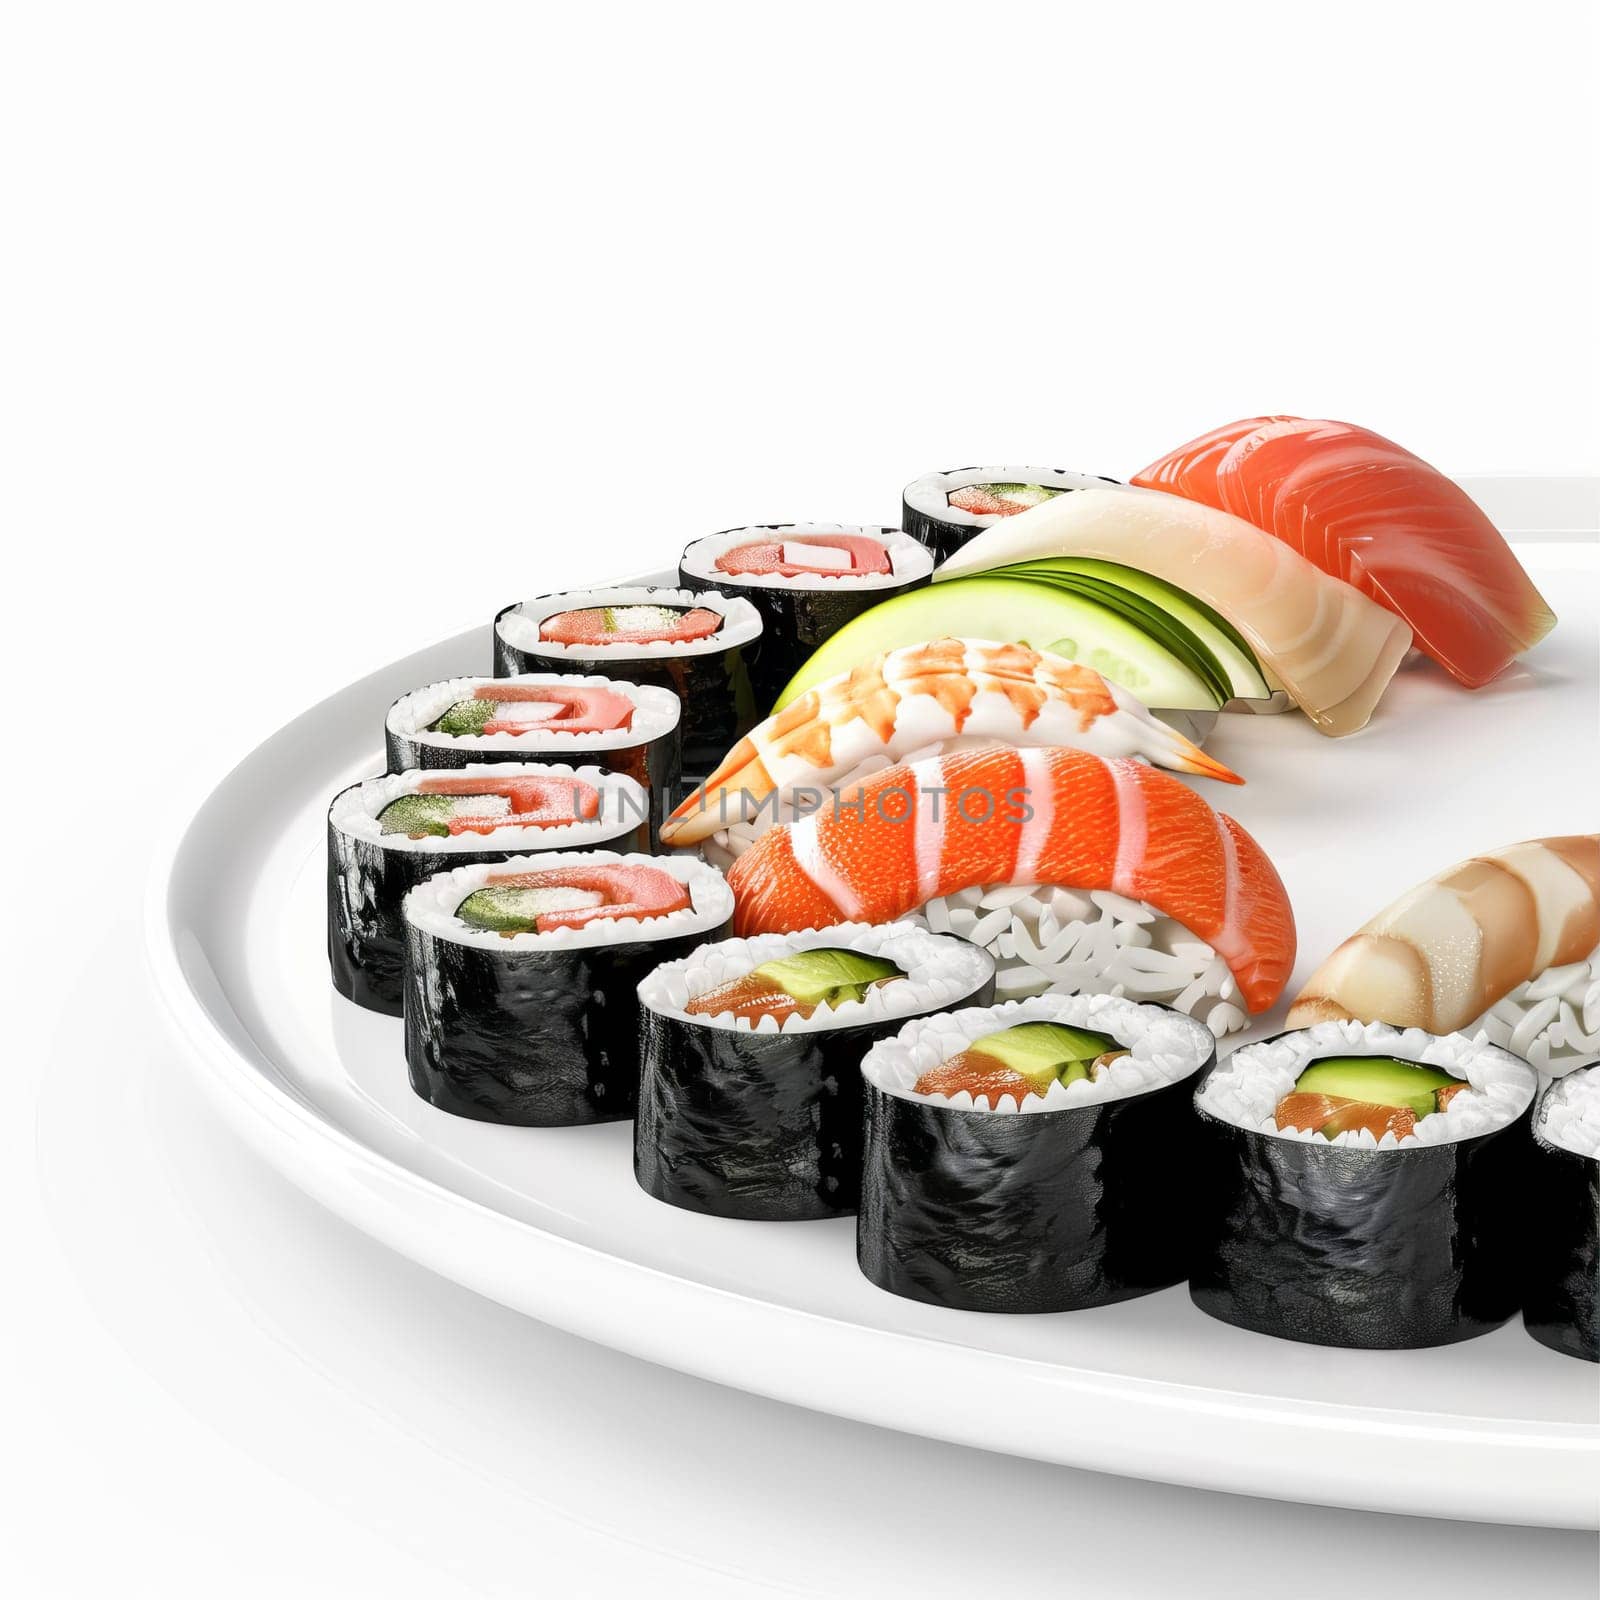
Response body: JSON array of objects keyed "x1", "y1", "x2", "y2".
[
  {"x1": 484, "y1": 864, "x2": 690, "y2": 932},
  {"x1": 714, "y1": 534, "x2": 893, "y2": 579},
  {"x1": 472, "y1": 684, "x2": 636, "y2": 735},
  {"x1": 417, "y1": 774, "x2": 603, "y2": 831},
  {"x1": 1133, "y1": 416, "x2": 1556, "y2": 688},
  {"x1": 538, "y1": 605, "x2": 723, "y2": 646}
]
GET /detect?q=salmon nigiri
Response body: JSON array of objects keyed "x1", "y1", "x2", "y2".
[
  {"x1": 1133, "y1": 416, "x2": 1556, "y2": 687},
  {"x1": 725, "y1": 744, "x2": 1296, "y2": 1015}
]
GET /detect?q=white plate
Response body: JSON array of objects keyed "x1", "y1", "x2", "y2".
[{"x1": 149, "y1": 548, "x2": 1600, "y2": 1529}]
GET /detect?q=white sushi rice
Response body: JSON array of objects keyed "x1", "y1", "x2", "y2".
[
  {"x1": 1196, "y1": 1019, "x2": 1537, "y2": 1150},
  {"x1": 637, "y1": 921, "x2": 994, "y2": 1037},
  {"x1": 904, "y1": 466, "x2": 1119, "y2": 538},
  {"x1": 1472, "y1": 943, "x2": 1600, "y2": 1077},
  {"x1": 1536, "y1": 1063, "x2": 1600, "y2": 1159},
  {"x1": 387, "y1": 674, "x2": 680, "y2": 755},
  {"x1": 860, "y1": 992, "x2": 1215, "y2": 1115},
  {"x1": 910, "y1": 883, "x2": 1248, "y2": 1038},
  {"x1": 328, "y1": 762, "x2": 650, "y2": 854},
  {"x1": 404, "y1": 850, "x2": 732, "y2": 952},
  {"x1": 495, "y1": 586, "x2": 763, "y2": 661},
  {"x1": 678, "y1": 524, "x2": 934, "y2": 591}
]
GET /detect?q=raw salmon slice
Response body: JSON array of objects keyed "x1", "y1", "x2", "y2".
[{"x1": 1133, "y1": 416, "x2": 1556, "y2": 687}]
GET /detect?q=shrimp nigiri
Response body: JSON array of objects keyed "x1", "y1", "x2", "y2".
[
  {"x1": 1287, "y1": 836, "x2": 1600, "y2": 1048},
  {"x1": 725, "y1": 744, "x2": 1296, "y2": 1020},
  {"x1": 1133, "y1": 416, "x2": 1556, "y2": 688},
  {"x1": 660, "y1": 637, "x2": 1241, "y2": 851},
  {"x1": 935, "y1": 485, "x2": 1412, "y2": 736}
]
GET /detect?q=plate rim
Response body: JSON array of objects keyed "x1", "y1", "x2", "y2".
[{"x1": 144, "y1": 548, "x2": 1600, "y2": 1531}]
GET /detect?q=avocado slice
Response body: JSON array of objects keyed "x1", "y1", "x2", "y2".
[
  {"x1": 997, "y1": 558, "x2": 1275, "y2": 702},
  {"x1": 772, "y1": 576, "x2": 1222, "y2": 713},
  {"x1": 430, "y1": 697, "x2": 498, "y2": 737},
  {"x1": 969, "y1": 1021, "x2": 1122, "y2": 1088},
  {"x1": 1293, "y1": 1055, "x2": 1460, "y2": 1117},
  {"x1": 377, "y1": 793, "x2": 458, "y2": 838},
  {"x1": 753, "y1": 947, "x2": 905, "y2": 1010}
]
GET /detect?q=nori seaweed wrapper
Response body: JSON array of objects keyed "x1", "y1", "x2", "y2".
[
  {"x1": 1523, "y1": 1117, "x2": 1599, "y2": 1362},
  {"x1": 1189, "y1": 1085, "x2": 1533, "y2": 1350},
  {"x1": 385, "y1": 723, "x2": 679, "y2": 849},
  {"x1": 404, "y1": 914, "x2": 730, "y2": 1126},
  {"x1": 493, "y1": 603, "x2": 757, "y2": 785},
  {"x1": 857, "y1": 1052, "x2": 1210, "y2": 1313},
  {"x1": 900, "y1": 496, "x2": 983, "y2": 566},
  {"x1": 635, "y1": 967, "x2": 995, "y2": 1223},
  {"x1": 326, "y1": 812, "x2": 649, "y2": 1017}
]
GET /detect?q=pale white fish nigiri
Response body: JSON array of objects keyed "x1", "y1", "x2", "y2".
[
  {"x1": 1287, "y1": 836, "x2": 1600, "y2": 1047},
  {"x1": 660, "y1": 636, "x2": 1241, "y2": 850},
  {"x1": 935, "y1": 485, "x2": 1413, "y2": 737}
]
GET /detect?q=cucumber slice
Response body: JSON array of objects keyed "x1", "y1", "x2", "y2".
[
  {"x1": 430, "y1": 697, "x2": 497, "y2": 737},
  {"x1": 377, "y1": 793, "x2": 457, "y2": 837},
  {"x1": 999, "y1": 558, "x2": 1274, "y2": 702},
  {"x1": 773, "y1": 576, "x2": 1221, "y2": 714},
  {"x1": 995, "y1": 570, "x2": 1235, "y2": 706}
]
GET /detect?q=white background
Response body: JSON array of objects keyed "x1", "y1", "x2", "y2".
[{"x1": 3, "y1": 2, "x2": 1598, "y2": 1594}]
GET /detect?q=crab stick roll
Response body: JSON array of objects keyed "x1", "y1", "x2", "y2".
[
  {"x1": 1192, "y1": 1021, "x2": 1537, "y2": 1348},
  {"x1": 678, "y1": 525, "x2": 933, "y2": 706},
  {"x1": 901, "y1": 466, "x2": 1119, "y2": 562},
  {"x1": 635, "y1": 924, "x2": 994, "y2": 1222},
  {"x1": 403, "y1": 852, "x2": 733, "y2": 1126},
  {"x1": 1525, "y1": 1064, "x2": 1600, "y2": 1361},
  {"x1": 856, "y1": 994, "x2": 1216, "y2": 1312},
  {"x1": 493, "y1": 587, "x2": 762, "y2": 781},
  {"x1": 384, "y1": 673, "x2": 680, "y2": 841},
  {"x1": 326, "y1": 762, "x2": 650, "y2": 1015}
]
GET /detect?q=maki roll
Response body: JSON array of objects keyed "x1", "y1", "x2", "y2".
[
  {"x1": 327, "y1": 762, "x2": 649, "y2": 1015},
  {"x1": 492, "y1": 586, "x2": 762, "y2": 781},
  {"x1": 635, "y1": 924, "x2": 995, "y2": 1222},
  {"x1": 403, "y1": 851, "x2": 732, "y2": 1126},
  {"x1": 1524, "y1": 1063, "x2": 1600, "y2": 1361},
  {"x1": 901, "y1": 466, "x2": 1119, "y2": 562},
  {"x1": 1191, "y1": 1021, "x2": 1537, "y2": 1349},
  {"x1": 384, "y1": 673, "x2": 680, "y2": 841},
  {"x1": 677, "y1": 524, "x2": 933, "y2": 706},
  {"x1": 857, "y1": 994, "x2": 1216, "y2": 1313}
]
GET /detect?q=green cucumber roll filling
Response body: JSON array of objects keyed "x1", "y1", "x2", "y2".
[
  {"x1": 539, "y1": 605, "x2": 723, "y2": 647},
  {"x1": 377, "y1": 774, "x2": 601, "y2": 838},
  {"x1": 455, "y1": 863, "x2": 691, "y2": 937},
  {"x1": 1274, "y1": 1055, "x2": 1467, "y2": 1141},
  {"x1": 684, "y1": 946, "x2": 906, "y2": 1024},
  {"x1": 947, "y1": 482, "x2": 1065, "y2": 516},
  {"x1": 913, "y1": 1021, "x2": 1128, "y2": 1102}
]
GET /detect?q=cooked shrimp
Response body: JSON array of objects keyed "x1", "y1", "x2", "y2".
[{"x1": 660, "y1": 637, "x2": 1241, "y2": 849}]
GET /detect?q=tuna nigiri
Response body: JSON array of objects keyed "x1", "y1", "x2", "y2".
[
  {"x1": 726, "y1": 744, "x2": 1296, "y2": 1022},
  {"x1": 1133, "y1": 416, "x2": 1556, "y2": 687},
  {"x1": 935, "y1": 486, "x2": 1413, "y2": 736},
  {"x1": 660, "y1": 637, "x2": 1242, "y2": 852}
]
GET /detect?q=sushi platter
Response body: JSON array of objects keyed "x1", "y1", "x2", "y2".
[{"x1": 149, "y1": 435, "x2": 1600, "y2": 1527}]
